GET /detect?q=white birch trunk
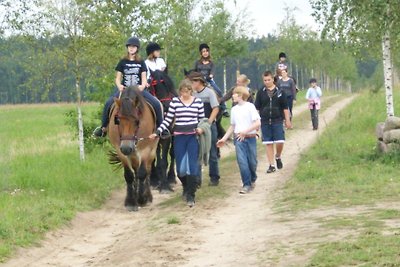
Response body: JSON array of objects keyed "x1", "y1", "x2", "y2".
[
  {"x1": 77, "y1": 101, "x2": 85, "y2": 161},
  {"x1": 382, "y1": 32, "x2": 394, "y2": 117},
  {"x1": 75, "y1": 60, "x2": 85, "y2": 161},
  {"x1": 223, "y1": 60, "x2": 227, "y2": 94}
]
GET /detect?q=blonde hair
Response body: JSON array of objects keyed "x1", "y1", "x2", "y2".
[
  {"x1": 233, "y1": 86, "x2": 249, "y2": 101},
  {"x1": 237, "y1": 74, "x2": 250, "y2": 86},
  {"x1": 179, "y1": 79, "x2": 193, "y2": 93}
]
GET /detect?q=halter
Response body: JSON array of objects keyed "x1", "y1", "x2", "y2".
[
  {"x1": 149, "y1": 77, "x2": 173, "y2": 102},
  {"x1": 117, "y1": 101, "x2": 146, "y2": 144}
]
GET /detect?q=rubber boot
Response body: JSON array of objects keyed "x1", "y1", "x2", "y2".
[
  {"x1": 186, "y1": 175, "x2": 197, "y2": 207},
  {"x1": 178, "y1": 176, "x2": 187, "y2": 201}
]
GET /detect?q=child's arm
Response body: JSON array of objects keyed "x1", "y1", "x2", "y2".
[
  {"x1": 216, "y1": 125, "x2": 234, "y2": 147},
  {"x1": 235, "y1": 119, "x2": 261, "y2": 141},
  {"x1": 305, "y1": 88, "x2": 311, "y2": 100}
]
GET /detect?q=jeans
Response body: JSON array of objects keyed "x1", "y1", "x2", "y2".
[
  {"x1": 174, "y1": 134, "x2": 200, "y2": 177},
  {"x1": 101, "y1": 87, "x2": 163, "y2": 128},
  {"x1": 310, "y1": 107, "x2": 319, "y2": 129},
  {"x1": 199, "y1": 122, "x2": 220, "y2": 183},
  {"x1": 101, "y1": 87, "x2": 119, "y2": 128},
  {"x1": 234, "y1": 137, "x2": 257, "y2": 187},
  {"x1": 208, "y1": 79, "x2": 226, "y2": 111}
]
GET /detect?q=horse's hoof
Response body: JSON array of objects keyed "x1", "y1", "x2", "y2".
[{"x1": 126, "y1": 205, "x2": 139, "y2": 212}]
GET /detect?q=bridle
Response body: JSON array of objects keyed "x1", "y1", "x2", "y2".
[{"x1": 116, "y1": 98, "x2": 146, "y2": 145}]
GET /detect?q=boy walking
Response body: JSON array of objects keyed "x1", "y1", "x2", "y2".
[
  {"x1": 217, "y1": 86, "x2": 261, "y2": 194},
  {"x1": 254, "y1": 71, "x2": 291, "y2": 173},
  {"x1": 306, "y1": 78, "x2": 322, "y2": 130}
]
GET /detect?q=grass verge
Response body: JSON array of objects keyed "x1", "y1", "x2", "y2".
[{"x1": 276, "y1": 89, "x2": 400, "y2": 266}]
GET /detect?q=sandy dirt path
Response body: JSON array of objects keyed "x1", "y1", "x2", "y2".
[{"x1": 2, "y1": 96, "x2": 355, "y2": 267}]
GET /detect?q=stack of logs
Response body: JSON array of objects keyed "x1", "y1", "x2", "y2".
[{"x1": 376, "y1": 116, "x2": 400, "y2": 153}]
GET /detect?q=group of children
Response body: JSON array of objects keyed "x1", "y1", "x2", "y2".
[{"x1": 94, "y1": 36, "x2": 323, "y2": 207}]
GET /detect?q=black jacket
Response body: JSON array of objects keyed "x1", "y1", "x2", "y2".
[{"x1": 254, "y1": 87, "x2": 288, "y2": 124}]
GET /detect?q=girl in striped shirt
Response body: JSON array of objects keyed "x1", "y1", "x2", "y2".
[{"x1": 149, "y1": 79, "x2": 205, "y2": 207}]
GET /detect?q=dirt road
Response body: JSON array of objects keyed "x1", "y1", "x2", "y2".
[{"x1": 3, "y1": 96, "x2": 355, "y2": 267}]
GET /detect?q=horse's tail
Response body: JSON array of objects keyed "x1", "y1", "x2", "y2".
[{"x1": 108, "y1": 149, "x2": 123, "y2": 170}]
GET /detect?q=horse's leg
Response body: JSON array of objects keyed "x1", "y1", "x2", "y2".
[
  {"x1": 150, "y1": 143, "x2": 163, "y2": 190},
  {"x1": 167, "y1": 137, "x2": 177, "y2": 185},
  {"x1": 138, "y1": 163, "x2": 153, "y2": 205},
  {"x1": 124, "y1": 167, "x2": 139, "y2": 212},
  {"x1": 150, "y1": 157, "x2": 159, "y2": 189},
  {"x1": 159, "y1": 138, "x2": 174, "y2": 194}
]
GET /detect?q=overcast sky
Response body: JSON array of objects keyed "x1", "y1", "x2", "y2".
[{"x1": 225, "y1": 0, "x2": 320, "y2": 37}]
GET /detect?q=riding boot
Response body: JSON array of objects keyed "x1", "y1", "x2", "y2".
[
  {"x1": 178, "y1": 176, "x2": 187, "y2": 200},
  {"x1": 186, "y1": 175, "x2": 197, "y2": 207}
]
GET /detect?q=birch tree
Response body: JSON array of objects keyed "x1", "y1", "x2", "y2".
[{"x1": 310, "y1": 0, "x2": 400, "y2": 117}]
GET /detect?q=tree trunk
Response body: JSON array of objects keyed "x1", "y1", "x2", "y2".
[
  {"x1": 223, "y1": 60, "x2": 227, "y2": 94},
  {"x1": 382, "y1": 32, "x2": 394, "y2": 117},
  {"x1": 75, "y1": 59, "x2": 85, "y2": 161}
]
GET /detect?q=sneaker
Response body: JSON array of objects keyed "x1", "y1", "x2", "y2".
[
  {"x1": 208, "y1": 180, "x2": 219, "y2": 186},
  {"x1": 266, "y1": 165, "x2": 276, "y2": 173},
  {"x1": 222, "y1": 111, "x2": 230, "y2": 118},
  {"x1": 251, "y1": 182, "x2": 256, "y2": 190},
  {"x1": 239, "y1": 186, "x2": 251, "y2": 194},
  {"x1": 276, "y1": 158, "x2": 283, "y2": 169},
  {"x1": 93, "y1": 126, "x2": 106, "y2": 137}
]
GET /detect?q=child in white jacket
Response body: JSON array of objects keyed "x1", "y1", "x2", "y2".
[{"x1": 306, "y1": 78, "x2": 322, "y2": 130}]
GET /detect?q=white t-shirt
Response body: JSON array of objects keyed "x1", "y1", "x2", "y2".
[
  {"x1": 145, "y1": 58, "x2": 166, "y2": 80},
  {"x1": 230, "y1": 102, "x2": 260, "y2": 134}
]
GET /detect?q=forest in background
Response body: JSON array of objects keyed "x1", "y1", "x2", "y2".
[{"x1": 0, "y1": 0, "x2": 396, "y2": 105}]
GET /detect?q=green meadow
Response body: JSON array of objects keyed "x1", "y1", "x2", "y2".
[{"x1": 0, "y1": 103, "x2": 122, "y2": 261}]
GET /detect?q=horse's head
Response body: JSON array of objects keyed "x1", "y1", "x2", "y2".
[
  {"x1": 149, "y1": 70, "x2": 177, "y2": 100},
  {"x1": 115, "y1": 86, "x2": 144, "y2": 156}
]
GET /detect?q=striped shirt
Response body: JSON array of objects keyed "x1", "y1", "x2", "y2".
[{"x1": 157, "y1": 97, "x2": 205, "y2": 134}]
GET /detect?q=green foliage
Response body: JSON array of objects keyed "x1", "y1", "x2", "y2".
[
  {"x1": 310, "y1": 0, "x2": 400, "y2": 56},
  {"x1": 64, "y1": 106, "x2": 108, "y2": 152}
]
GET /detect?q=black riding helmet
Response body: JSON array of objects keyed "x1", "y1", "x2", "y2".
[
  {"x1": 199, "y1": 43, "x2": 210, "y2": 52},
  {"x1": 146, "y1": 42, "x2": 162, "y2": 56},
  {"x1": 126, "y1": 36, "x2": 140, "y2": 48}
]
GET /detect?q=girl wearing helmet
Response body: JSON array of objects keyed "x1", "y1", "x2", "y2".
[
  {"x1": 194, "y1": 43, "x2": 223, "y2": 98},
  {"x1": 145, "y1": 42, "x2": 166, "y2": 82},
  {"x1": 93, "y1": 37, "x2": 163, "y2": 137}
]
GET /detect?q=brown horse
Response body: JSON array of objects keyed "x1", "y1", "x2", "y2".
[{"x1": 108, "y1": 86, "x2": 158, "y2": 211}]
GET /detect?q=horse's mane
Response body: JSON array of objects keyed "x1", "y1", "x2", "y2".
[
  {"x1": 151, "y1": 70, "x2": 178, "y2": 97},
  {"x1": 120, "y1": 86, "x2": 145, "y2": 117}
]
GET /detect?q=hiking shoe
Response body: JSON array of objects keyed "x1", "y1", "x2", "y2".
[
  {"x1": 276, "y1": 158, "x2": 283, "y2": 169},
  {"x1": 251, "y1": 182, "x2": 256, "y2": 190},
  {"x1": 239, "y1": 186, "x2": 251, "y2": 194},
  {"x1": 222, "y1": 111, "x2": 230, "y2": 117},
  {"x1": 93, "y1": 126, "x2": 106, "y2": 138},
  {"x1": 266, "y1": 165, "x2": 276, "y2": 173},
  {"x1": 208, "y1": 180, "x2": 219, "y2": 186}
]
